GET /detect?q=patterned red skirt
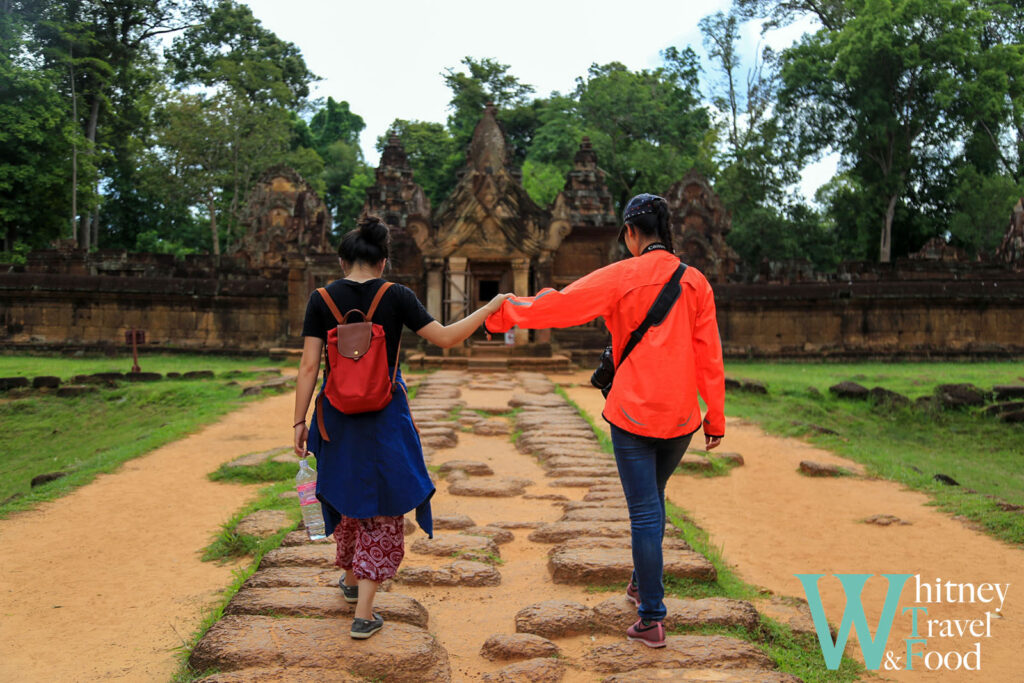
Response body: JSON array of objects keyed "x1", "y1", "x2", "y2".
[{"x1": 333, "y1": 515, "x2": 405, "y2": 582}]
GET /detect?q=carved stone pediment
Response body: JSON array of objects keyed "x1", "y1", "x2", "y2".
[
  {"x1": 664, "y1": 169, "x2": 739, "y2": 282},
  {"x1": 232, "y1": 165, "x2": 332, "y2": 269},
  {"x1": 430, "y1": 104, "x2": 562, "y2": 261}
]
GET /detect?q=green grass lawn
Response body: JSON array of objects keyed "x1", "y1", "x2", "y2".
[
  {"x1": 0, "y1": 354, "x2": 293, "y2": 517},
  {"x1": 725, "y1": 360, "x2": 1024, "y2": 545},
  {"x1": 0, "y1": 351, "x2": 296, "y2": 380}
]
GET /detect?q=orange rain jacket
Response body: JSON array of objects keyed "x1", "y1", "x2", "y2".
[{"x1": 485, "y1": 249, "x2": 725, "y2": 440}]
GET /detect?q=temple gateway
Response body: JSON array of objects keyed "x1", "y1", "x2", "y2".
[{"x1": 359, "y1": 104, "x2": 736, "y2": 365}]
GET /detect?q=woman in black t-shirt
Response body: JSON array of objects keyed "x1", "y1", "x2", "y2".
[{"x1": 292, "y1": 215, "x2": 510, "y2": 640}]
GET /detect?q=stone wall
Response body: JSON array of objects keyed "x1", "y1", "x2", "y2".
[
  {"x1": 4, "y1": 267, "x2": 1022, "y2": 357},
  {"x1": 0, "y1": 270, "x2": 290, "y2": 351},
  {"x1": 714, "y1": 276, "x2": 1024, "y2": 357}
]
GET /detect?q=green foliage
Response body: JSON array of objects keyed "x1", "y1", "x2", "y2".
[
  {"x1": 775, "y1": 0, "x2": 995, "y2": 261},
  {"x1": 378, "y1": 119, "x2": 462, "y2": 209},
  {"x1": 521, "y1": 160, "x2": 565, "y2": 207},
  {"x1": 443, "y1": 57, "x2": 535, "y2": 151},
  {"x1": 575, "y1": 48, "x2": 713, "y2": 210},
  {"x1": 304, "y1": 97, "x2": 369, "y2": 231},
  {"x1": 0, "y1": 5, "x2": 76, "y2": 249}
]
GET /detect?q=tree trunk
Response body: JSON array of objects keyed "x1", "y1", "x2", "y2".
[
  {"x1": 208, "y1": 191, "x2": 220, "y2": 256},
  {"x1": 879, "y1": 193, "x2": 898, "y2": 263},
  {"x1": 91, "y1": 203, "x2": 99, "y2": 249},
  {"x1": 79, "y1": 97, "x2": 101, "y2": 248},
  {"x1": 69, "y1": 52, "x2": 78, "y2": 245}
]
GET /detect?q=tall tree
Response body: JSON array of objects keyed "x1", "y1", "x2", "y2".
[
  {"x1": 574, "y1": 48, "x2": 713, "y2": 213},
  {"x1": 776, "y1": 0, "x2": 981, "y2": 261},
  {"x1": 166, "y1": 0, "x2": 318, "y2": 245},
  {"x1": 700, "y1": 10, "x2": 835, "y2": 271},
  {"x1": 0, "y1": 3, "x2": 76, "y2": 252}
]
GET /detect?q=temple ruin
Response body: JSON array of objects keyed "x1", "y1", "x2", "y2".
[{"x1": 1, "y1": 104, "x2": 1023, "y2": 360}]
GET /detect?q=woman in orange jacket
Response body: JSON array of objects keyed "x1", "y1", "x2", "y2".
[{"x1": 485, "y1": 193, "x2": 726, "y2": 647}]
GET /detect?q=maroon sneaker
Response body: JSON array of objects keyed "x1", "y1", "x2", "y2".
[
  {"x1": 627, "y1": 618, "x2": 665, "y2": 648},
  {"x1": 626, "y1": 579, "x2": 640, "y2": 607}
]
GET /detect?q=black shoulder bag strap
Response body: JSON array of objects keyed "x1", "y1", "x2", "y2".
[{"x1": 617, "y1": 261, "x2": 688, "y2": 370}]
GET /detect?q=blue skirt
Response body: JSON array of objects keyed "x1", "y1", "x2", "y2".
[{"x1": 307, "y1": 369, "x2": 434, "y2": 538}]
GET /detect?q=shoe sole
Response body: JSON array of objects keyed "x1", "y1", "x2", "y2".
[
  {"x1": 350, "y1": 625, "x2": 382, "y2": 639},
  {"x1": 627, "y1": 634, "x2": 666, "y2": 648},
  {"x1": 341, "y1": 593, "x2": 358, "y2": 604}
]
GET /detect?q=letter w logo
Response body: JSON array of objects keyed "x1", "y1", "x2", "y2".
[{"x1": 795, "y1": 573, "x2": 911, "y2": 670}]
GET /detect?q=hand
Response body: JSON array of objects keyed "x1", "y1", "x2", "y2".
[
  {"x1": 294, "y1": 423, "x2": 309, "y2": 456},
  {"x1": 705, "y1": 435, "x2": 722, "y2": 451},
  {"x1": 484, "y1": 292, "x2": 514, "y2": 314}
]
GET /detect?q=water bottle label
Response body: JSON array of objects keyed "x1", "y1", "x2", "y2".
[{"x1": 296, "y1": 482, "x2": 317, "y2": 505}]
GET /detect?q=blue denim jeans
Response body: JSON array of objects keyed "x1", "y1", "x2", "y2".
[{"x1": 610, "y1": 423, "x2": 693, "y2": 621}]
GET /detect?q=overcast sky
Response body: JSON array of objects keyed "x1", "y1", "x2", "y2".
[{"x1": 241, "y1": 0, "x2": 837, "y2": 199}]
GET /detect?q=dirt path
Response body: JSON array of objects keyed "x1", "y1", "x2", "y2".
[
  {"x1": 560, "y1": 370, "x2": 1024, "y2": 682},
  {"x1": 0, "y1": 391, "x2": 296, "y2": 682}
]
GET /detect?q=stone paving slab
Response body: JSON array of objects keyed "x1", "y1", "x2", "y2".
[
  {"x1": 448, "y1": 478, "x2": 528, "y2": 497},
  {"x1": 528, "y1": 521, "x2": 633, "y2": 543},
  {"x1": 224, "y1": 587, "x2": 428, "y2": 627},
  {"x1": 410, "y1": 534, "x2": 500, "y2": 559},
  {"x1": 479, "y1": 633, "x2": 560, "y2": 661},
  {"x1": 197, "y1": 667, "x2": 361, "y2": 682},
  {"x1": 515, "y1": 600, "x2": 594, "y2": 638},
  {"x1": 592, "y1": 596, "x2": 759, "y2": 633},
  {"x1": 190, "y1": 616, "x2": 451, "y2": 682},
  {"x1": 259, "y1": 544, "x2": 335, "y2": 569},
  {"x1": 481, "y1": 657, "x2": 564, "y2": 682},
  {"x1": 549, "y1": 545, "x2": 717, "y2": 583},
  {"x1": 241, "y1": 567, "x2": 339, "y2": 589},
  {"x1": 583, "y1": 635, "x2": 774, "y2": 674},
  {"x1": 395, "y1": 560, "x2": 501, "y2": 587},
  {"x1": 602, "y1": 669, "x2": 801, "y2": 682}
]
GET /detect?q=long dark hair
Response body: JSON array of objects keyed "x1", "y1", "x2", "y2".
[
  {"x1": 627, "y1": 198, "x2": 674, "y2": 253},
  {"x1": 339, "y1": 215, "x2": 390, "y2": 265}
]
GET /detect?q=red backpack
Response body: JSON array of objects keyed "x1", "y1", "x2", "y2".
[{"x1": 314, "y1": 283, "x2": 399, "y2": 439}]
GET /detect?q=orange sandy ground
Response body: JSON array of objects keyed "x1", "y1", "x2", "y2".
[
  {"x1": 561, "y1": 370, "x2": 1024, "y2": 683},
  {"x1": 1, "y1": 371, "x2": 1021, "y2": 682}
]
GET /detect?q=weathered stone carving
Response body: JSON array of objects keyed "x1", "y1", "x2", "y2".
[
  {"x1": 362, "y1": 135, "x2": 430, "y2": 277},
  {"x1": 996, "y1": 198, "x2": 1024, "y2": 269},
  {"x1": 663, "y1": 170, "x2": 740, "y2": 283},
  {"x1": 231, "y1": 165, "x2": 333, "y2": 269},
  {"x1": 910, "y1": 236, "x2": 968, "y2": 262},
  {"x1": 428, "y1": 104, "x2": 566, "y2": 261},
  {"x1": 550, "y1": 137, "x2": 617, "y2": 230}
]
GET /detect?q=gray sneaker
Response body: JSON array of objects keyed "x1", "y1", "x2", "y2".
[
  {"x1": 338, "y1": 573, "x2": 358, "y2": 604},
  {"x1": 350, "y1": 612, "x2": 383, "y2": 639}
]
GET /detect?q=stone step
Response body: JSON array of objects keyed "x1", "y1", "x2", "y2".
[
  {"x1": 592, "y1": 596, "x2": 759, "y2": 634},
  {"x1": 548, "y1": 545, "x2": 716, "y2": 584},
  {"x1": 224, "y1": 586, "x2": 428, "y2": 628},
  {"x1": 395, "y1": 560, "x2": 501, "y2": 587},
  {"x1": 190, "y1": 616, "x2": 451, "y2": 682},
  {"x1": 583, "y1": 635, "x2": 774, "y2": 674},
  {"x1": 603, "y1": 669, "x2": 801, "y2": 682}
]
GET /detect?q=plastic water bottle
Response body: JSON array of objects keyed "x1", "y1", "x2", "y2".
[{"x1": 295, "y1": 456, "x2": 326, "y2": 540}]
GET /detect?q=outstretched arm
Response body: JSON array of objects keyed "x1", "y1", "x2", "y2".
[
  {"x1": 416, "y1": 293, "x2": 514, "y2": 348},
  {"x1": 484, "y1": 264, "x2": 619, "y2": 333}
]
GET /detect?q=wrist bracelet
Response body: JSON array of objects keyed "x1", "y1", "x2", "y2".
[{"x1": 293, "y1": 420, "x2": 305, "y2": 428}]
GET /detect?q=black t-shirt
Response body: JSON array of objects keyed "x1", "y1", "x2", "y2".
[{"x1": 301, "y1": 278, "x2": 434, "y2": 367}]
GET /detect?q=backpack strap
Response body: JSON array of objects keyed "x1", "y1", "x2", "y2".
[
  {"x1": 366, "y1": 282, "x2": 394, "y2": 321},
  {"x1": 317, "y1": 287, "x2": 344, "y2": 324},
  {"x1": 618, "y1": 262, "x2": 688, "y2": 370}
]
